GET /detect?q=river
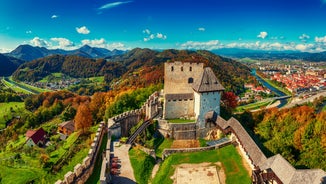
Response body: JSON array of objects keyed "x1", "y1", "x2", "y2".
[{"x1": 251, "y1": 69, "x2": 288, "y2": 108}]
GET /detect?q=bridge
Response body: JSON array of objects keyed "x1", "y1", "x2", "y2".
[{"x1": 271, "y1": 95, "x2": 291, "y2": 100}]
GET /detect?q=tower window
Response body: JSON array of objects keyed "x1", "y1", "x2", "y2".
[
  {"x1": 171, "y1": 66, "x2": 174, "y2": 71},
  {"x1": 190, "y1": 66, "x2": 192, "y2": 71},
  {"x1": 181, "y1": 66, "x2": 183, "y2": 71},
  {"x1": 188, "y1": 77, "x2": 194, "y2": 83}
]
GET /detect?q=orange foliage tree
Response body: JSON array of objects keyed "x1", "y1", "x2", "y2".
[{"x1": 74, "y1": 103, "x2": 93, "y2": 134}]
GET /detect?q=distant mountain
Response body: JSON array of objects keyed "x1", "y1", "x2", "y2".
[
  {"x1": 212, "y1": 48, "x2": 326, "y2": 62},
  {"x1": 0, "y1": 53, "x2": 24, "y2": 76},
  {"x1": 6, "y1": 44, "x2": 126, "y2": 61}
]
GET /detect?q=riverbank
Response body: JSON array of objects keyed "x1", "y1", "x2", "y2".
[{"x1": 255, "y1": 73, "x2": 291, "y2": 96}]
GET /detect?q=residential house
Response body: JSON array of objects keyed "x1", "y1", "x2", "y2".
[
  {"x1": 58, "y1": 120, "x2": 75, "y2": 140},
  {"x1": 25, "y1": 128, "x2": 46, "y2": 147}
]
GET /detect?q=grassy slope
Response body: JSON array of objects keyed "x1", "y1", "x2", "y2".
[
  {"x1": 1, "y1": 78, "x2": 32, "y2": 94},
  {"x1": 235, "y1": 100, "x2": 274, "y2": 112},
  {"x1": 129, "y1": 147, "x2": 156, "y2": 184},
  {"x1": 155, "y1": 138, "x2": 173, "y2": 158},
  {"x1": 0, "y1": 102, "x2": 25, "y2": 129},
  {"x1": 152, "y1": 145, "x2": 251, "y2": 184}
]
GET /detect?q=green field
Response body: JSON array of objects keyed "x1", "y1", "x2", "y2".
[
  {"x1": 167, "y1": 118, "x2": 196, "y2": 124},
  {"x1": 1, "y1": 78, "x2": 33, "y2": 94},
  {"x1": 152, "y1": 145, "x2": 251, "y2": 184},
  {"x1": 89, "y1": 76, "x2": 104, "y2": 83},
  {"x1": 7, "y1": 77, "x2": 51, "y2": 93},
  {"x1": 0, "y1": 102, "x2": 25, "y2": 129},
  {"x1": 235, "y1": 99, "x2": 274, "y2": 112}
]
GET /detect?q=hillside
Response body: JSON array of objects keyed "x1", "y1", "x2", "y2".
[
  {"x1": 12, "y1": 55, "x2": 126, "y2": 82},
  {"x1": 6, "y1": 44, "x2": 126, "y2": 61},
  {"x1": 12, "y1": 48, "x2": 254, "y2": 94},
  {"x1": 0, "y1": 53, "x2": 25, "y2": 76}
]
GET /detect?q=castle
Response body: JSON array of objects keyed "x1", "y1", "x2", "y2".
[{"x1": 163, "y1": 61, "x2": 224, "y2": 129}]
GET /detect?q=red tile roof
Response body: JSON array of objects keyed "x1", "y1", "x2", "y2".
[{"x1": 26, "y1": 128, "x2": 46, "y2": 145}]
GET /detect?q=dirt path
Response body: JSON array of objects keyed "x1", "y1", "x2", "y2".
[
  {"x1": 236, "y1": 147, "x2": 252, "y2": 176},
  {"x1": 111, "y1": 143, "x2": 136, "y2": 184}
]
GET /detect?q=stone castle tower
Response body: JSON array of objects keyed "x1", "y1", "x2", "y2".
[{"x1": 163, "y1": 61, "x2": 224, "y2": 128}]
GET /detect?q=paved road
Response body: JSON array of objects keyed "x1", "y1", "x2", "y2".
[
  {"x1": 111, "y1": 143, "x2": 136, "y2": 184},
  {"x1": 281, "y1": 91, "x2": 326, "y2": 109}
]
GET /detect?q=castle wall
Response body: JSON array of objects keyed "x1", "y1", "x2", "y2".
[
  {"x1": 164, "y1": 62, "x2": 204, "y2": 94},
  {"x1": 164, "y1": 99, "x2": 194, "y2": 119},
  {"x1": 196, "y1": 91, "x2": 222, "y2": 128},
  {"x1": 170, "y1": 123, "x2": 197, "y2": 140}
]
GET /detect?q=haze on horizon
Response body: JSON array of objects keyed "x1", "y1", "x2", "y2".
[{"x1": 1, "y1": 0, "x2": 326, "y2": 53}]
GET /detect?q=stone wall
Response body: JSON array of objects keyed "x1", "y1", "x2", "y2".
[
  {"x1": 164, "y1": 99, "x2": 194, "y2": 119},
  {"x1": 55, "y1": 122, "x2": 106, "y2": 184},
  {"x1": 107, "y1": 91, "x2": 160, "y2": 138},
  {"x1": 170, "y1": 123, "x2": 197, "y2": 140},
  {"x1": 99, "y1": 129, "x2": 112, "y2": 184},
  {"x1": 164, "y1": 62, "x2": 204, "y2": 94},
  {"x1": 161, "y1": 139, "x2": 232, "y2": 160}
]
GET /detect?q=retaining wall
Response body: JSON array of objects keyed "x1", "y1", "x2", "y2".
[{"x1": 55, "y1": 122, "x2": 106, "y2": 184}]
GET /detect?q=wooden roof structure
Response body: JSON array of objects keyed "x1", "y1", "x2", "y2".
[{"x1": 192, "y1": 67, "x2": 224, "y2": 93}]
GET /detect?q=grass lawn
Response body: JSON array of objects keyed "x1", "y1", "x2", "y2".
[
  {"x1": 129, "y1": 147, "x2": 156, "y2": 184},
  {"x1": 0, "y1": 102, "x2": 25, "y2": 129},
  {"x1": 0, "y1": 166, "x2": 45, "y2": 184},
  {"x1": 152, "y1": 145, "x2": 251, "y2": 184},
  {"x1": 235, "y1": 100, "x2": 274, "y2": 112},
  {"x1": 49, "y1": 132, "x2": 79, "y2": 164},
  {"x1": 155, "y1": 138, "x2": 173, "y2": 158},
  {"x1": 167, "y1": 118, "x2": 196, "y2": 124}
]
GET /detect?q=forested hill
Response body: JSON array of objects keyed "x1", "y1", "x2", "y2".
[
  {"x1": 12, "y1": 55, "x2": 126, "y2": 82},
  {"x1": 0, "y1": 53, "x2": 24, "y2": 76},
  {"x1": 12, "y1": 48, "x2": 255, "y2": 94}
]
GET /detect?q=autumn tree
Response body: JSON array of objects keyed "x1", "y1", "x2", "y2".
[{"x1": 74, "y1": 103, "x2": 93, "y2": 134}]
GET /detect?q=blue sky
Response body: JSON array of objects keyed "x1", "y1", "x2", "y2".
[{"x1": 1, "y1": 0, "x2": 326, "y2": 52}]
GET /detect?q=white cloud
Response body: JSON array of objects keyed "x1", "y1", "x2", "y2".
[
  {"x1": 51, "y1": 37, "x2": 74, "y2": 49},
  {"x1": 76, "y1": 26, "x2": 90, "y2": 34},
  {"x1": 82, "y1": 38, "x2": 128, "y2": 50},
  {"x1": 51, "y1": 15, "x2": 58, "y2": 19},
  {"x1": 180, "y1": 40, "x2": 220, "y2": 50},
  {"x1": 143, "y1": 30, "x2": 167, "y2": 42},
  {"x1": 198, "y1": 27, "x2": 205, "y2": 32},
  {"x1": 0, "y1": 48, "x2": 11, "y2": 53},
  {"x1": 295, "y1": 44, "x2": 307, "y2": 51},
  {"x1": 26, "y1": 30, "x2": 32, "y2": 34},
  {"x1": 315, "y1": 36, "x2": 326, "y2": 43},
  {"x1": 82, "y1": 38, "x2": 106, "y2": 47},
  {"x1": 156, "y1": 33, "x2": 167, "y2": 40},
  {"x1": 299, "y1": 34, "x2": 310, "y2": 42},
  {"x1": 30, "y1": 37, "x2": 50, "y2": 47},
  {"x1": 142, "y1": 29, "x2": 151, "y2": 35},
  {"x1": 98, "y1": 1, "x2": 132, "y2": 10},
  {"x1": 257, "y1": 31, "x2": 268, "y2": 39}
]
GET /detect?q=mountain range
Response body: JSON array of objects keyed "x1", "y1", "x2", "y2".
[
  {"x1": 0, "y1": 53, "x2": 24, "y2": 76},
  {"x1": 5, "y1": 44, "x2": 126, "y2": 61},
  {"x1": 212, "y1": 48, "x2": 326, "y2": 61}
]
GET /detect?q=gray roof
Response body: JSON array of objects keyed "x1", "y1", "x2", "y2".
[
  {"x1": 192, "y1": 67, "x2": 225, "y2": 93},
  {"x1": 261, "y1": 154, "x2": 326, "y2": 184},
  {"x1": 227, "y1": 117, "x2": 267, "y2": 167},
  {"x1": 165, "y1": 93, "x2": 194, "y2": 101},
  {"x1": 59, "y1": 120, "x2": 75, "y2": 132}
]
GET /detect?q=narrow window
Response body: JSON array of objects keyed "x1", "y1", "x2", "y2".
[
  {"x1": 190, "y1": 66, "x2": 192, "y2": 71},
  {"x1": 181, "y1": 66, "x2": 183, "y2": 71},
  {"x1": 188, "y1": 77, "x2": 194, "y2": 83},
  {"x1": 171, "y1": 66, "x2": 174, "y2": 71}
]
